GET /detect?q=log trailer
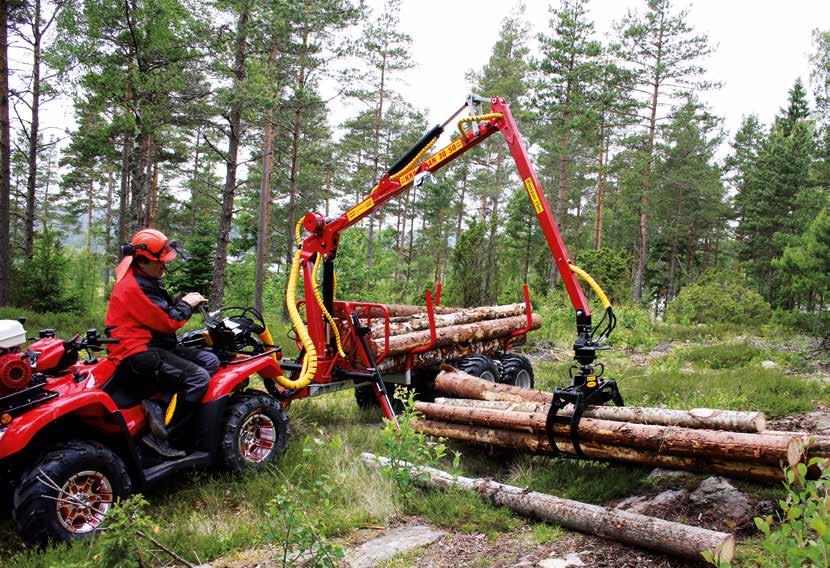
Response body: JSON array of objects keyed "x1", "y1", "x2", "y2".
[{"x1": 272, "y1": 95, "x2": 623, "y2": 457}]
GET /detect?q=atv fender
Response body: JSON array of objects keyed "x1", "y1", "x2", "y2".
[
  {"x1": 203, "y1": 356, "x2": 283, "y2": 401},
  {"x1": 0, "y1": 391, "x2": 121, "y2": 460}
]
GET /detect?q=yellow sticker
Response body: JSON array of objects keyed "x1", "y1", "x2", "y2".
[
  {"x1": 524, "y1": 177, "x2": 543, "y2": 214},
  {"x1": 346, "y1": 197, "x2": 375, "y2": 221}
]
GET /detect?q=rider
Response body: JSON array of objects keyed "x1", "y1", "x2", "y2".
[{"x1": 106, "y1": 228, "x2": 219, "y2": 458}]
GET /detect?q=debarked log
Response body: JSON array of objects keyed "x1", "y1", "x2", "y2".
[
  {"x1": 413, "y1": 420, "x2": 786, "y2": 482},
  {"x1": 360, "y1": 452, "x2": 735, "y2": 563},
  {"x1": 430, "y1": 397, "x2": 767, "y2": 433},
  {"x1": 414, "y1": 402, "x2": 801, "y2": 466}
]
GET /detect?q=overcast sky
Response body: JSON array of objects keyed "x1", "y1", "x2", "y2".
[{"x1": 349, "y1": 0, "x2": 829, "y2": 146}]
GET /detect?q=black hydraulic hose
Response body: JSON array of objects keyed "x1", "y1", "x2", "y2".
[{"x1": 387, "y1": 124, "x2": 444, "y2": 177}]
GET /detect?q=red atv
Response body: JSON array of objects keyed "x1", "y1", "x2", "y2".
[{"x1": 0, "y1": 308, "x2": 290, "y2": 546}]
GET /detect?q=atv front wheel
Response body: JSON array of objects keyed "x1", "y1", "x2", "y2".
[
  {"x1": 13, "y1": 440, "x2": 132, "y2": 547},
  {"x1": 221, "y1": 393, "x2": 289, "y2": 471}
]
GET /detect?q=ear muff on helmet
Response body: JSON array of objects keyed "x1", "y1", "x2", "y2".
[{"x1": 120, "y1": 243, "x2": 136, "y2": 257}]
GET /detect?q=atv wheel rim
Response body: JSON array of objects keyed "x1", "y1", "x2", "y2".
[
  {"x1": 55, "y1": 470, "x2": 113, "y2": 535},
  {"x1": 479, "y1": 370, "x2": 497, "y2": 382},
  {"x1": 513, "y1": 369, "x2": 532, "y2": 389},
  {"x1": 239, "y1": 412, "x2": 276, "y2": 463}
]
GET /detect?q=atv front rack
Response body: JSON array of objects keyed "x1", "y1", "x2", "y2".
[{"x1": 0, "y1": 382, "x2": 57, "y2": 416}]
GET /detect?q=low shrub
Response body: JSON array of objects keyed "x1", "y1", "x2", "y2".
[
  {"x1": 667, "y1": 271, "x2": 771, "y2": 326},
  {"x1": 681, "y1": 342, "x2": 762, "y2": 369}
]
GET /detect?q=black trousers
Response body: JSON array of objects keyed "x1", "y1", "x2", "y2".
[{"x1": 123, "y1": 346, "x2": 219, "y2": 404}]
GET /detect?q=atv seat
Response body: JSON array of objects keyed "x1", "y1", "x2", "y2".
[{"x1": 102, "y1": 365, "x2": 166, "y2": 409}]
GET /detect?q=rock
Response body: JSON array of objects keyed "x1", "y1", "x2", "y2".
[
  {"x1": 344, "y1": 524, "x2": 446, "y2": 568},
  {"x1": 646, "y1": 467, "x2": 694, "y2": 482},
  {"x1": 761, "y1": 360, "x2": 777, "y2": 369},
  {"x1": 689, "y1": 477, "x2": 752, "y2": 525},
  {"x1": 652, "y1": 342, "x2": 673, "y2": 353},
  {"x1": 814, "y1": 412, "x2": 830, "y2": 434},
  {"x1": 538, "y1": 552, "x2": 585, "y2": 568},
  {"x1": 616, "y1": 489, "x2": 688, "y2": 515},
  {"x1": 755, "y1": 499, "x2": 779, "y2": 518}
]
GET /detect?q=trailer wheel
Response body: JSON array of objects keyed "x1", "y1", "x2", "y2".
[
  {"x1": 455, "y1": 355, "x2": 501, "y2": 382},
  {"x1": 498, "y1": 353, "x2": 534, "y2": 389},
  {"x1": 221, "y1": 393, "x2": 290, "y2": 471},
  {"x1": 13, "y1": 440, "x2": 132, "y2": 547}
]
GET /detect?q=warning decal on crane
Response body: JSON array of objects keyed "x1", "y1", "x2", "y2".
[
  {"x1": 524, "y1": 177, "x2": 543, "y2": 214},
  {"x1": 347, "y1": 197, "x2": 375, "y2": 221}
]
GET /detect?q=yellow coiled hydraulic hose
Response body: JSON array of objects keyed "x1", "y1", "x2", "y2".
[
  {"x1": 312, "y1": 255, "x2": 346, "y2": 358},
  {"x1": 276, "y1": 248, "x2": 318, "y2": 390}
]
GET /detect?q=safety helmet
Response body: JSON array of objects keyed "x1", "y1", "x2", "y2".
[
  {"x1": 126, "y1": 228, "x2": 178, "y2": 262},
  {"x1": 115, "y1": 228, "x2": 181, "y2": 282}
]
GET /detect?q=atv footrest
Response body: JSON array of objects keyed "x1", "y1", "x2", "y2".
[{"x1": 143, "y1": 451, "x2": 211, "y2": 484}]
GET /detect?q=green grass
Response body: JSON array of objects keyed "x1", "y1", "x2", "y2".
[
  {"x1": 3, "y1": 318, "x2": 829, "y2": 566},
  {"x1": 404, "y1": 488, "x2": 520, "y2": 537}
]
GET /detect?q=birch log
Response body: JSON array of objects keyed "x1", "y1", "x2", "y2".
[
  {"x1": 414, "y1": 402, "x2": 801, "y2": 466},
  {"x1": 431, "y1": 397, "x2": 767, "y2": 433},
  {"x1": 361, "y1": 453, "x2": 735, "y2": 563},
  {"x1": 414, "y1": 420, "x2": 785, "y2": 482}
]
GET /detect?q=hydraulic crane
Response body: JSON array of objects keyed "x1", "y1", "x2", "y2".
[{"x1": 273, "y1": 95, "x2": 623, "y2": 458}]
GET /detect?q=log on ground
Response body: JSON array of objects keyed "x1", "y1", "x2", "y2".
[
  {"x1": 413, "y1": 419, "x2": 785, "y2": 482},
  {"x1": 431, "y1": 397, "x2": 767, "y2": 433},
  {"x1": 414, "y1": 402, "x2": 800, "y2": 466},
  {"x1": 361, "y1": 452, "x2": 735, "y2": 563}
]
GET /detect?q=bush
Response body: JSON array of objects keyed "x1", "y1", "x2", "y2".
[
  {"x1": 573, "y1": 247, "x2": 631, "y2": 303},
  {"x1": 11, "y1": 228, "x2": 83, "y2": 314},
  {"x1": 667, "y1": 271, "x2": 771, "y2": 326}
]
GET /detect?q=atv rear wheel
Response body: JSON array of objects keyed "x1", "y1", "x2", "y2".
[
  {"x1": 13, "y1": 440, "x2": 132, "y2": 547},
  {"x1": 455, "y1": 354, "x2": 502, "y2": 382},
  {"x1": 221, "y1": 393, "x2": 289, "y2": 471},
  {"x1": 498, "y1": 353, "x2": 534, "y2": 388}
]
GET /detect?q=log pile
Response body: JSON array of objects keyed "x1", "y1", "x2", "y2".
[
  {"x1": 413, "y1": 367, "x2": 814, "y2": 482},
  {"x1": 362, "y1": 453, "x2": 736, "y2": 563},
  {"x1": 340, "y1": 303, "x2": 540, "y2": 374}
]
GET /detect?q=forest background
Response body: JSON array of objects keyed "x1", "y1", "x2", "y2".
[{"x1": 0, "y1": 0, "x2": 827, "y2": 341}]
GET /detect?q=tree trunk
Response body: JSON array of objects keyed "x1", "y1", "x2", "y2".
[
  {"x1": 414, "y1": 402, "x2": 797, "y2": 465},
  {"x1": 367, "y1": 43, "x2": 388, "y2": 273},
  {"x1": 85, "y1": 179, "x2": 94, "y2": 252},
  {"x1": 0, "y1": 0, "x2": 11, "y2": 306},
  {"x1": 431, "y1": 397, "x2": 767, "y2": 433},
  {"x1": 118, "y1": 131, "x2": 131, "y2": 249},
  {"x1": 362, "y1": 453, "x2": 735, "y2": 563},
  {"x1": 593, "y1": 120, "x2": 606, "y2": 250},
  {"x1": 190, "y1": 127, "x2": 201, "y2": 234},
  {"x1": 254, "y1": 40, "x2": 279, "y2": 314},
  {"x1": 104, "y1": 165, "x2": 114, "y2": 285},
  {"x1": 210, "y1": 2, "x2": 250, "y2": 308},
  {"x1": 145, "y1": 152, "x2": 158, "y2": 227},
  {"x1": 633, "y1": 26, "x2": 664, "y2": 303},
  {"x1": 284, "y1": 27, "x2": 309, "y2": 282},
  {"x1": 23, "y1": 0, "x2": 42, "y2": 258},
  {"x1": 455, "y1": 163, "x2": 467, "y2": 242},
  {"x1": 411, "y1": 420, "x2": 785, "y2": 483}
]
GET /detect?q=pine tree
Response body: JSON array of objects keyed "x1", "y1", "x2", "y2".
[{"x1": 615, "y1": 0, "x2": 715, "y2": 302}]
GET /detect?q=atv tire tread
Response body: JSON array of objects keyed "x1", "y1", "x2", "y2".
[
  {"x1": 220, "y1": 393, "x2": 290, "y2": 472},
  {"x1": 455, "y1": 354, "x2": 502, "y2": 382},
  {"x1": 13, "y1": 440, "x2": 132, "y2": 547},
  {"x1": 498, "y1": 353, "x2": 534, "y2": 388}
]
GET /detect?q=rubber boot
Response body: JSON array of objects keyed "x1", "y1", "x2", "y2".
[{"x1": 142, "y1": 399, "x2": 170, "y2": 439}]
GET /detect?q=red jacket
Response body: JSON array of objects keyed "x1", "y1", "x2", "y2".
[{"x1": 105, "y1": 266, "x2": 193, "y2": 363}]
